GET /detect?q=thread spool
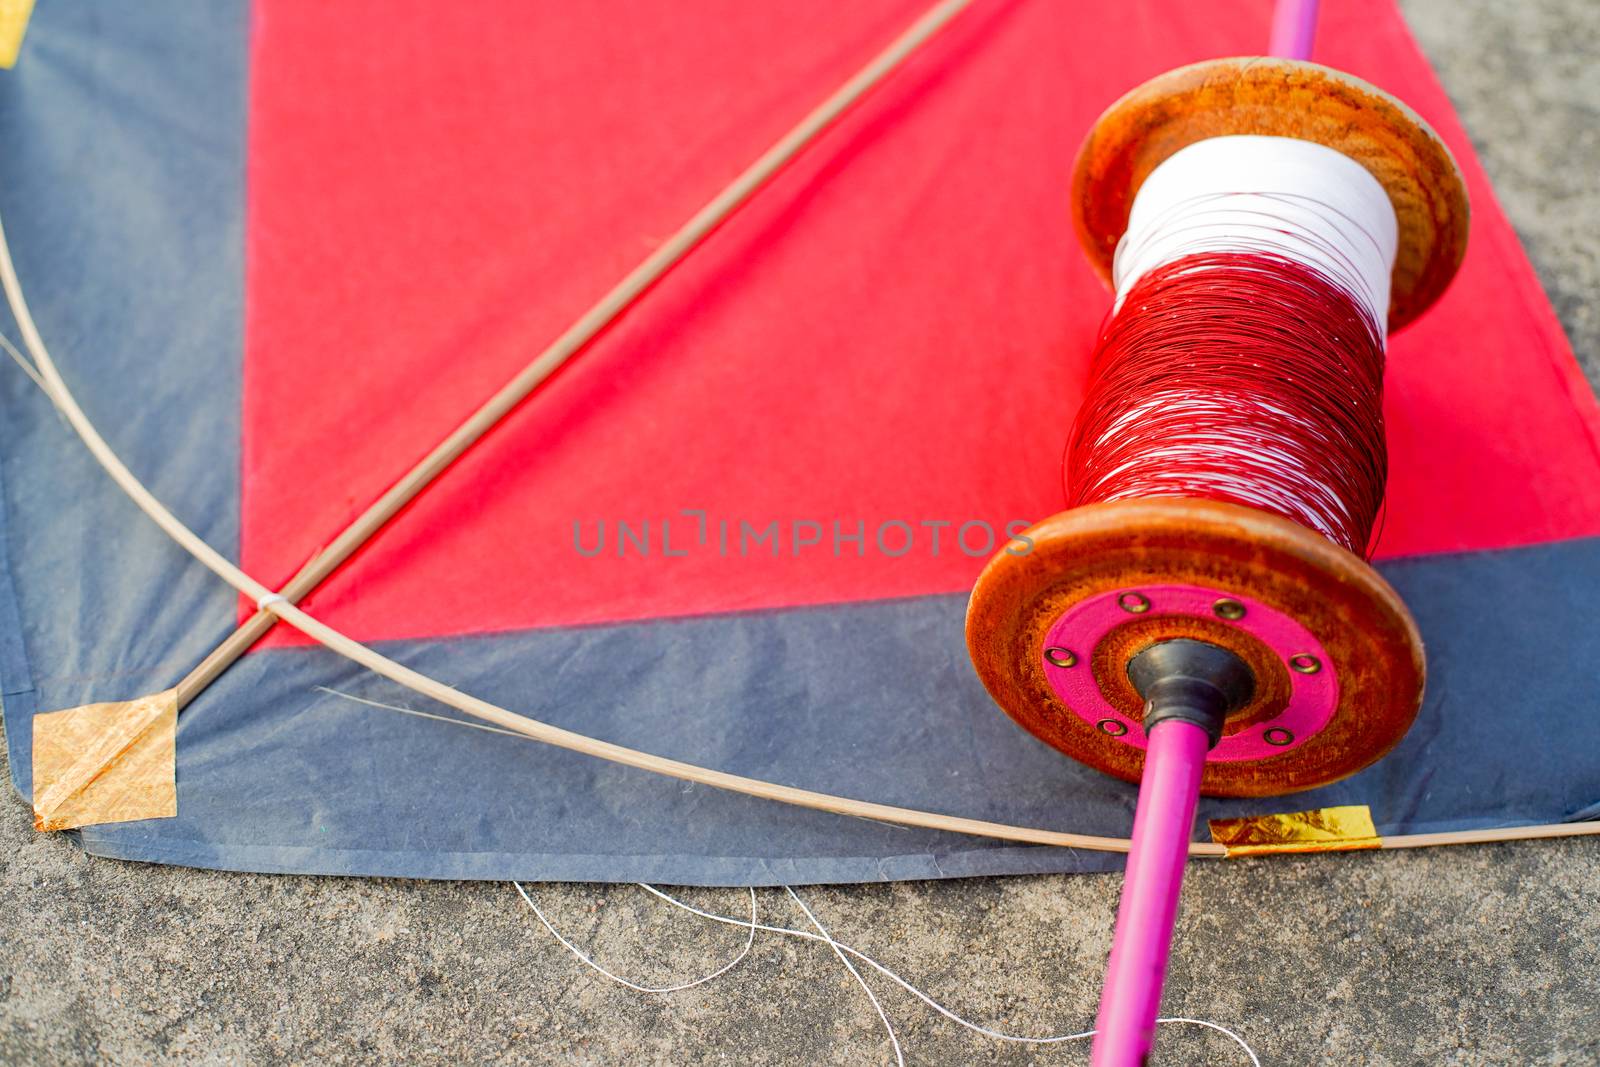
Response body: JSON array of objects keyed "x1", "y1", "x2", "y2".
[
  {"x1": 966, "y1": 57, "x2": 1469, "y2": 797},
  {"x1": 966, "y1": 53, "x2": 1469, "y2": 1067}
]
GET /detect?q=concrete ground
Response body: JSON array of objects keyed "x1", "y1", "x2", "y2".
[{"x1": 3, "y1": 1, "x2": 1598, "y2": 1063}]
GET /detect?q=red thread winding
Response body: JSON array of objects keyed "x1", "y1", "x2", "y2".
[{"x1": 1066, "y1": 251, "x2": 1388, "y2": 556}]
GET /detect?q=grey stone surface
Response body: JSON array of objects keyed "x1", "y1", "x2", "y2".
[
  {"x1": 3, "y1": 1, "x2": 1598, "y2": 1063},
  {"x1": 1401, "y1": 0, "x2": 1600, "y2": 394}
]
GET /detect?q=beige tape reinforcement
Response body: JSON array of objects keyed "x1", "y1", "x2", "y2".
[
  {"x1": 1208, "y1": 804, "x2": 1381, "y2": 857},
  {"x1": 0, "y1": 0, "x2": 34, "y2": 69},
  {"x1": 32, "y1": 688, "x2": 177, "y2": 831}
]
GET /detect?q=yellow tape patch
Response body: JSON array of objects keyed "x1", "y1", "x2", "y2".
[
  {"x1": 1208, "y1": 804, "x2": 1381, "y2": 857},
  {"x1": 32, "y1": 689, "x2": 178, "y2": 831},
  {"x1": 0, "y1": 0, "x2": 34, "y2": 70}
]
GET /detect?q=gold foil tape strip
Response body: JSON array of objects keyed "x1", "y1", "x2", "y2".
[
  {"x1": 0, "y1": 0, "x2": 34, "y2": 69},
  {"x1": 1208, "y1": 804, "x2": 1381, "y2": 857},
  {"x1": 32, "y1": 689, "x2": 177, "y2": 831}
]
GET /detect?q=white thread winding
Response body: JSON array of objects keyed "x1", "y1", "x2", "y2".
[
  {"x1": 1113, "y1": 134, "x2": 1399, "y2": 333},
  {"x1": 517, "y1": 882, "x2": 1261, "y2": 1065}
]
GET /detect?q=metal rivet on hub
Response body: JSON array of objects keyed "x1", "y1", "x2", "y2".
[
  {"x1": 1117, "y1": 591, "x2": 1151, "y2": 614},
  {"x1": 1097, "y1": 718, "x2": 1129, "y2": 737},
  {"x1": 1264, "y1": 727, "x2": 1295, "y2": 746},
  {"x1": 1044, "y1": 646, "x2": 1078, "y2": 668},
  {"x1": 1289, "y1": 653, "x2": 1322, "y2": 675},
  {"x1": 1213, "y1": 598, "x2": 1246, "y2": 621}
]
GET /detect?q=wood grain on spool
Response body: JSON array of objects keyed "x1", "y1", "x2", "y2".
[
  {"x1": 1070, "y1": 57, "x2": 1470, "y2": 332},
  {"x1": 966, "y1": 499, "x2": 1426, "y2": 797}
]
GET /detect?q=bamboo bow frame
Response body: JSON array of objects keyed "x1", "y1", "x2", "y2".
[{"x1": 4, "y1": 0, "x2": 1595, "y2": 857}]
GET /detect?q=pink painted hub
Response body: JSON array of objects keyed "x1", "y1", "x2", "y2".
[{"x1": 1040, "y1": 583, "x2": 1338, "y2": 762}]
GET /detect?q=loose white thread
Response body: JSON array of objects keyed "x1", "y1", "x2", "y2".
[
  {"x1": 0, "y1": 329, "x2": 71, "y2": 430},
  {"x1": 785, "y1": 885, "x2": 903, "y2": 1067},
  {"x1": 324, "y1": 692, "x2": 1255, "y2": 1059},
  {"x1": 324, "y1": 687, "x2": 1254, "y2": 1059},
  {"x1": 314, "y1": 686, "x2": 528, "y2": 739},
  {"x1": 0, "y1": 329, "x2": 53, "y2": 397},
  {"x1": 513, "y1": 882, "x2": 757, "y2": 994},
  {"x1": 516, "y1": 882, "x2": 1261, "y2": 1065}
]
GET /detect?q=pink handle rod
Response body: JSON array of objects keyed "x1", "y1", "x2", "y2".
[
  {"x1": 1268, "y1": 0, "x2": 1319, "y2": 59},
  {"x1": 1090, "y1": 720, "x2": 1211, "y2": 1067}
]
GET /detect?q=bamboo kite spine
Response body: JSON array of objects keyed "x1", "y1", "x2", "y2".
[{"x1": 172, "y1": 0, "x2": 978, "y2": 711}]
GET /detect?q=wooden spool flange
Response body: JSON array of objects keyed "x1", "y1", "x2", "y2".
[
  {"x1": 1071, "y1": 56, "x2": 1469, "y2": 331},
  {"x1": 967, "y1": 58, "x2": 1465, "y2": 797},
  {"x1": 967, "y1": 500, "x2": 1425, "y2": 797}
]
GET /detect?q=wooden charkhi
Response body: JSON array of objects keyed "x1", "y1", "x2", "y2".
[
  {"x1": 1071, "y1": 57, "x2": 1470, "y2": 331},
  {"x1": 967, "y1": 57, "x2": 1471, "y2": 798}
]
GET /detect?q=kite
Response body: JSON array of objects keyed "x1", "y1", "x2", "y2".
[{"x1": 2, "y1": 0, "x2": 1597, "y2": 942}]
